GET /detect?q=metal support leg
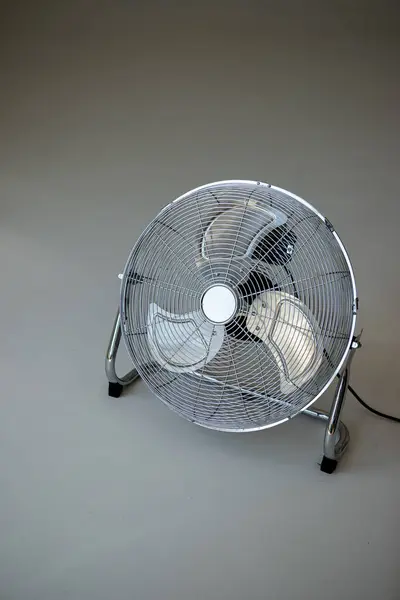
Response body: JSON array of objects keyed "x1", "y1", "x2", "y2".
[
  {"x1": 105, "y1": 309, "x2": 139, "y2": 397},
  {"x1": 303, "y1": 406, "x2": 350, "y2": 472},
  {"x1": 303, "y1": 333, "x2": 361, "y2": 473}
]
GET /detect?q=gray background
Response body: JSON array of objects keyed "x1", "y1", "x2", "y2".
[{"x1": 1, "y1": 1, "x2": 400, "y2": 599}]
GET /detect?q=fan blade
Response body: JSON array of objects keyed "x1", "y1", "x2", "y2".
[
  {"x1": 201, "y1": 205, "x2": 287, "y2": 261},
  {"x1": 246, "y1": 292, "x2": 323, "y2": 394},
  {"x1": 147, "y1": 303, "x2": 224, "y2": 373}
]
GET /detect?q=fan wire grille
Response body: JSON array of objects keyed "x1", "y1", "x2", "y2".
[{"x1": 120, "y1": 181, "x2": 356, "y2": 431}]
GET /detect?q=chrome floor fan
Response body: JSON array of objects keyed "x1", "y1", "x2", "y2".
[{"x1": 105, "y1": 180, "x2": 360, "y2": 473}]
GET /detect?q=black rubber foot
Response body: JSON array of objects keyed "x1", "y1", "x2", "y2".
[
  {"x1": 108, "y1": 382, "x2": 123, "y2": 398},
  {"x1": 320, "y1": 456, "x2": 338, "y2": 474}
]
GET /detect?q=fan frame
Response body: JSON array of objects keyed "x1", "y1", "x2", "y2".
[{"x1": 105, "y1": 180, "x2": 360, "y2": 473}]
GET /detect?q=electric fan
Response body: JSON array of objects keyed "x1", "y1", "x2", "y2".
[{"x1": 105, "y1": 180, "x2": 360, "y2": 473}]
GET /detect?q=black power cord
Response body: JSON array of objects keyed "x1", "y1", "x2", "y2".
[
  {"x1": 325, "y1": 345, "x2": 399, "y2": 423},
  {"x1": 346, "y1": 382, "x2": 400, "y2": 423},
  {"x1": 325, "y1": 350, "x2": 399, "y2": 423}
]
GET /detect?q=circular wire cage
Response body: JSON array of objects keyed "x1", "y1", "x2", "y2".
[{"x1": 120, "y1": 180, "x2": 357, "y2": 431}]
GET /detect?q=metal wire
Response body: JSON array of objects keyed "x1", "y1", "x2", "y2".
[{"x1": 120, "y1": 180, "x2": 357, "y2": 431}]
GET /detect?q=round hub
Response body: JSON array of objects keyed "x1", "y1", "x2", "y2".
[{"x1": 201, "y1": 285, "x2": 237, "y2": 324}]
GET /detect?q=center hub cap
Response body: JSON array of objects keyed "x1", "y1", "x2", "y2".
[{"x1": 201, "y1": 285, "x2": 237, "y2": 324}]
